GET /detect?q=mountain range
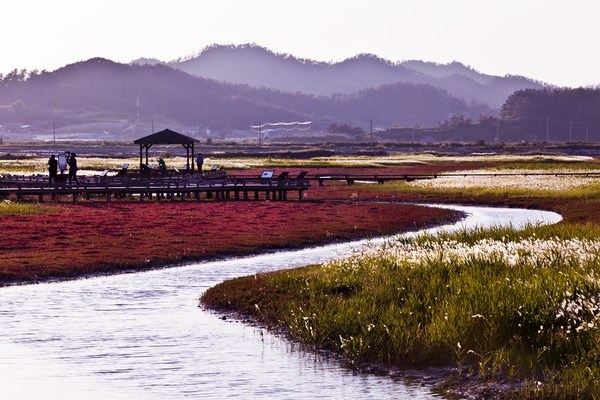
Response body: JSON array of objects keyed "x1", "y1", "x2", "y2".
[
  {"x1": 136, "y1": 44, "x2": 546, "y2": 109},
  {"x1": 0, "y1": 44, "x2": 551, "y2": 140}
]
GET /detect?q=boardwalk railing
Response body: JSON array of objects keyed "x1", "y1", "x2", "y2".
[
  {"x1": 0, "y1": 172, "x2": 310, "y2": 203},
  {"x1": 306, "y1": 171, "x2": 600, "y2": 186},
  {"x1": 5, "y1": 169, "x2": 596, "y2": 202}
]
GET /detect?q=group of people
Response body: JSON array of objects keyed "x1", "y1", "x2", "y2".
[
  {"x1": 157, "y1": 153, "x2": 204, "y2": 174},
  {"x1": 47, "y1": 152, "x2": 204, "y2": 183},
  {"x1": 47, "y1": 153, "x2": 79, "y2": 185}
]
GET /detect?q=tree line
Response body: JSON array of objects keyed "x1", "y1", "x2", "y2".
[{"x1": 375, "y1": 87, "x2": 600, "y2": 143}]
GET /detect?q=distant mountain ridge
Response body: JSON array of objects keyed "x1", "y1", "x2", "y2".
[
  {"x1": 133, "y1": 44, "x2": 546, "y2": 108},
  {"x1": 0, "y1": 57, "x2": 488, "y2": 132}
]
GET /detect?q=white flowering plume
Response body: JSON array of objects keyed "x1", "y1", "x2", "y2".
[
  {"x1": 327, "y1": 235, "x2": 600, "y2": 338},
  {"x1": 556, "y1": 291, "x2": 600, "y2": 334},
  {"x1": 408, "y1": 168, "x2": 600, "y2": 191},
  {"x1": 334, "y1": 236, "x2": 600, "y2": 269}
]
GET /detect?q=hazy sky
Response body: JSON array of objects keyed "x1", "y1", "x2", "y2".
[{"x1": 2, "y1": 0, "x2": 599, "y2": 87}]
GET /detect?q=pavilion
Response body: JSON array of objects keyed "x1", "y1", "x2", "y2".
[{"x1": 133, "y1": 129, "x2": 200, "y2": 171}]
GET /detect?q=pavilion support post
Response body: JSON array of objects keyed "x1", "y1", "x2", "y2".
[{"x1": 191, "y1": 144, "x2": 195, "y2": 171}]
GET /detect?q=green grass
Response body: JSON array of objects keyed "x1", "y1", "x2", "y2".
[
  {"x1": 202, "y1": 223, "x2": 600, "y2": 398},
  {"x1": 0, "y1": 200, "x2": 41, "y2": 215},
  {"x1": 375, "y1": 176, "x2": 600, "y2": 200}
]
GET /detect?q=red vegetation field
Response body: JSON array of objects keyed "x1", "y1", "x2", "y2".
[
  {"x1": 0, "y1": 200, "x2": 460, "y2": 284},
  {"x1": 5, "y1": 162, "x2": 596, "y2": 285}
]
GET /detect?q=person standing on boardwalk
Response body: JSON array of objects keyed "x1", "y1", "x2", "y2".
[
  {"x1": 48, "y1": 154, "x2": 58, "y2": 183},
  {"x1": 196, "y1": 153, "x2": 204, "y2": 173},
  {"x1": 68, "y1": 153, "x2": 80, "y2": 185},
  {"x1": 158, "y1": 156, "x2": 167, "y2": 174}
]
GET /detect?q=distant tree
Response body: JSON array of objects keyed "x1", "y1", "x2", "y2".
[
  {"x1": 477, "y1": 113, "x2": 496, "y2": 127},
  {"x1": 329, "y1": 123, "x2": 365, "y2": 135},
  {"x1": 439, "y1": 114, "x2": 472, "y2": 130},
  {"x1": 219, "y1": 126, "x2": 232, "y2": 139},
  {"x1": 10, "y1": 100, "x2": 27, "y2": 118},
  {"x1": 1, "y1": 69, "x2": 27, "y2": 85}
]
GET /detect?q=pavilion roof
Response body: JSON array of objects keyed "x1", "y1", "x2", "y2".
[{"x1": 133, "y1": 129, "x2": 199, "y2": 145}]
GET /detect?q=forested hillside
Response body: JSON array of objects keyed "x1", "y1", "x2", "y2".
[
  {"x1": 165, "y1": 44, "x2": 546, "y2": 108},
  {"x1": 0, "y1": 58, "x2": 487, "y2": 132},
  {"x1": 500, "y1": 87, "x2": 600, "y2": 142}
]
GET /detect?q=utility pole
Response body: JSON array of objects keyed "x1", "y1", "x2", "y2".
[
  {"x1": 259, "y1": 120, "x2": 262, "y2": 146},
  {"x1": 53, "y1": 122, "x2": 56, "y2": 146},
  {"x1": 136, "y1": 96, "x2": 140, "y2": 122},
  {"x1": 546, "y1": 116, "x2": 549, "y2": 142},
  {"x1": 370, "y1": 119, "x2": 372, "y2": 149},
  {"x1": 570, "y1": 119, "x2": 572, "y2": 142},
  {"x1": 586, "y1": 126, "x2": 589, "y2": 142},
  {"x1": 496, "y1": 119, "x2": 499, "y2": 142}
]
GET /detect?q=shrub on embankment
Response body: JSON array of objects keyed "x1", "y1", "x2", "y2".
[{"x1": 202, "y1": 223, "x2": 600, "y2": 398}]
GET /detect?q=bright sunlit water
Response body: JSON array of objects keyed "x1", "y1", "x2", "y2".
[{"x1": 0, "y1": 205, "x2": 561, "y2": 399}]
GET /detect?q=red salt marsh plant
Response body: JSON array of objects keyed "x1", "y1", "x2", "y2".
[{"x1": 0, "y1": 200, "x2": 460, "y2": 284}]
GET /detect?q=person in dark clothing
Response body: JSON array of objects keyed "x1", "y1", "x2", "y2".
[
  {"x1": 158, "y1": 157, "x2": 167, "y2": 174},
  {"x1": 48, "y1": 154, "x2": 58, "y2": 183},
  {"x1": 196, "y1": 153, "x2": 204, "y2": 173},
  {"x1": 68, "y1": 153, "x2": 80, "y2": 185}
]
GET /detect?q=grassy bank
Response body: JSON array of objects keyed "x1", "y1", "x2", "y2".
[
  {"x1": 201, "y1": 156, "x2": 600, "y2": 399},
  {"x1": 202, "y1": 223, "x2": 600, "y2": 398}
]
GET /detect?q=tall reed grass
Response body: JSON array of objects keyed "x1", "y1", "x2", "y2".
[{"x1": 236, "y1": 223, "x2": 600, "y2": 397}]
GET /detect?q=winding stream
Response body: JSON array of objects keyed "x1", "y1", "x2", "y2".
[{"x1": 0, "y1": 205, "x2": 562, "y2": 399}]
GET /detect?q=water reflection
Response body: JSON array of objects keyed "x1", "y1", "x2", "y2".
[{"x1": 0, "y1": 205, "x2": 561, "y2": 399}]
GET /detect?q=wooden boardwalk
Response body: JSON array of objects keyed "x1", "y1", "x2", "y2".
[
  {"x1": 310, "y1": 173, "x2": 437, "y2": 185},
  {"x1": 0, "y1": 171, "x2": 311, "y2": 203},
  {"x1": 308, "y1": 171, "x2": 600, "y2": 186},
  {"x1": 4, "y1": 169, "x2": 596, "y2": 202}
]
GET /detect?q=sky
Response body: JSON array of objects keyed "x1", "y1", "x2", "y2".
[{"x1": 2, "y1": 0, "x2": 599, "y2": 88}]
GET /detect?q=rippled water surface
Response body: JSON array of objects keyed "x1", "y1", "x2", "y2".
[{"x1": 0, "y1": 205, "x2": 561, "y2": 399}]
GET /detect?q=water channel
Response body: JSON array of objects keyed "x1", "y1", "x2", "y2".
[{"x1": 0, "y1": 205, "x2": 562, "y2": 399}]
